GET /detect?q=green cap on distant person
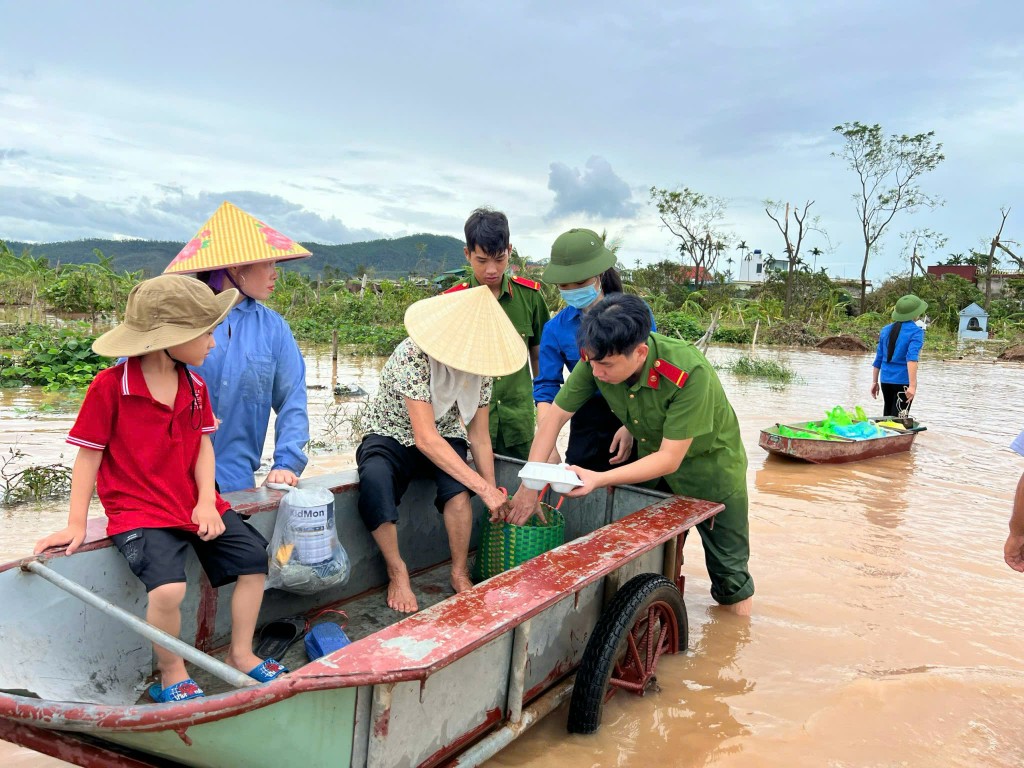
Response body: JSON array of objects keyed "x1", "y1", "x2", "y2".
[
  {"x1": 892, "y1": 294, "x2": 928, "y2": 322},
  {"x1": 542, "y1": 228, "x2": 616, "y2": 285}
]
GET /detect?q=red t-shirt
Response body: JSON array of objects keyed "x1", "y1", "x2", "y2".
[{"x1": 67, "y1": 357, "x2": 232, "y2": 536}]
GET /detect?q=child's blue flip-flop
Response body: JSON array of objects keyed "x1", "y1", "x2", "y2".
[
  {"x1": 248, "y1": 658, "x2": 288, "y2": 683},
  {"x1": 148, "y1": 678, "x2": 205, "y2": 703}
]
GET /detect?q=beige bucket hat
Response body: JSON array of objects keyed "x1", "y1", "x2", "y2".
[
  {"x1": 93, "y1": 275, "x2": 239, "y2": 357},
  {"x1": 404, "y1": 285, "x2": 528, "y2": 376}
]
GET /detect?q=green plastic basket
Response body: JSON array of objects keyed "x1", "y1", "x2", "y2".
[{"x1": 472, "y1": 505, "x2": 565, "y2": 581}]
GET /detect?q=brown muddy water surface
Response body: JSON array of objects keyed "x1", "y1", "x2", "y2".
[{"x1": 2, "y1": 345, "x2": 1024, "y2": 767}]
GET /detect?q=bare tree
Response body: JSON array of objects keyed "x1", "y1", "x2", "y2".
[
  {"x1": 899, "y1": 228, "x2": 947, "y2": 293},
  {"x1": 764, "y1": 199, "x2": 823, "y2": 316},
  {"x1": 832, "y1": 122, "x2": 945, "y2": 312},
  {"x1": 649, "y1": 186, "x2": 729, "y2": 289},
  {"x1": 985, "y1": 207, "x2": 1021, "y2": 310}
]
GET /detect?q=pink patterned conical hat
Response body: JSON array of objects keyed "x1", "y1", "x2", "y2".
[{"x1": 164, "y1": 201, "x2": 312, "y2": 274}]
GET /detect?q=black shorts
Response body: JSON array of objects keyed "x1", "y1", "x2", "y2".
[
  {"x1": 355, "y1": 433, "x2": 473, "y2": 532},
  {"x1": 111, "y1": 509, "x2": 269, "y2": 592}
]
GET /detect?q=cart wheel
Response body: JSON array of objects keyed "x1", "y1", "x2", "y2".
[{"x1": 567, "y1": 573, "x2": 687, "y2": 735}]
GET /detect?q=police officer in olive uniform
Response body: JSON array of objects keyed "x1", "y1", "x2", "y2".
[
  {"x1": 509, "y1": 293, "x2": 754, "y2": 615},
  {"x1": 444, "y1": 209, "x2": 549, "y2": 460}
]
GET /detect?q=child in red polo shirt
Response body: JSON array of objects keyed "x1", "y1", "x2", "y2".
[{"x1": 34, "y1": 275, "x2": 287, "y2": 703}]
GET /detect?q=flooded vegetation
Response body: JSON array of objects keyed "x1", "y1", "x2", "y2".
[{"x1": 726, "y1": 355, "x2": 796, "y2": 383}]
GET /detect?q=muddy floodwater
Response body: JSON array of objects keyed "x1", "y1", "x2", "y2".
[{"x1": 2, "y1": 345, "x2": 1024, "y2": 767}]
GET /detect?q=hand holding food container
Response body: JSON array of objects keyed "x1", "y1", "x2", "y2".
[{"x1": 516, "y1": 462, "x2": 584, "y2": 520}]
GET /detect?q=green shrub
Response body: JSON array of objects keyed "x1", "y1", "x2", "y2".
[
  {"x1": 655, "y1": 311, "x2": 704, "y2": 341},
  {"x1": 0, "y1": 324, "x2": 108, "y2": 390},
  {"x1": 279, "y1": 279, "x2": 431, "y2": 351},
  {"x1": 712, "y1": 326, "x2": 753, "y2": 344}
]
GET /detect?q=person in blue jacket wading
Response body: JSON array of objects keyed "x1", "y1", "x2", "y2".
[
  {"x1": 870, "y1": 294, "x2": 927, "y2": 418},
  {"x1": 164, "y1": 201, "x2": 310, "y2": 492}
]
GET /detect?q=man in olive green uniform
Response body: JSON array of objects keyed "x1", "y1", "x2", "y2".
[
  {"x1": 444, "y1": 208, "x2": 549, "y2": 460},
  {"x1": 509, "y1": 293, "x2": 753, "y2": 615}
]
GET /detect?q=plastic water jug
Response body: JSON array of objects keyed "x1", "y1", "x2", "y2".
[{"x1": 289, "y1": 499, "x2": 335, "y2": 565}]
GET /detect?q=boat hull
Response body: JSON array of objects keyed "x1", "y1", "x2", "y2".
[
  {"x1": 759, "y1": 424, "x2": 921, "y2": 464},
  {"x1": 0, "y1": 459, "x2": 722, "y2": 768}
]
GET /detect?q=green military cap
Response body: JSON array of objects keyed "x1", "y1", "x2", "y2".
[{"x1": 542, "y1": 228, "x2": 617, "y2": 285}]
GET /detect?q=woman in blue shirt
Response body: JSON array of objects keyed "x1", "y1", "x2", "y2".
[
  {"x1": 871, "y1": 294, "x2": 927, "y2": 417},
  {"x1": 165, "y1": 202, "x2": 310, "y2": 493},
  {"x1": 534, "y1": 228, "x2": 654, "y2": 471}
]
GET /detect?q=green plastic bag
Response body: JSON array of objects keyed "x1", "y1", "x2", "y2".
[{"x1": 821, "y1": 406, "x2": 853, "y2": 434}]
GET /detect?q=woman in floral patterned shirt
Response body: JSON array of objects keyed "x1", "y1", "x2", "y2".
[{"x1": 356, "y1": 287, "x2": 527, "y2": 613}]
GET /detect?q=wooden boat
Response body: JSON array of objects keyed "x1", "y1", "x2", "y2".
[
  {"x1": 0, "y1": 458, "x2": 721, "y2": 767},
  {"x1": 758, "y1": 417, "x2": 926, "y2": 464}
]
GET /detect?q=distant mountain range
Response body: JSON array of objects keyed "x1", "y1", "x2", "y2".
[{"x1": 2, "y1": 233, "x2": 466, "y2": 278}]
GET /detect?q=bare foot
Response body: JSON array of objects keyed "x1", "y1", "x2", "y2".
[
  {"x1": 386, "y1": 570, "x2": 418, "y2": 613},
  {"x1": 450, "y1": 567, "x2": 474, "y2": 594},
  {"x1": 716, "y1": 597, "x2": 752, "y2": 617}
]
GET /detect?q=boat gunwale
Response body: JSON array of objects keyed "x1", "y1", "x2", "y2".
[
  {"x1": 0, "y1": 492, "x2": 722, "y2": 733},
  {"x1": 0, "y1": 483, "x2": 305, "y2": 577}
]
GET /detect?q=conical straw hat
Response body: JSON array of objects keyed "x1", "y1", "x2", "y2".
[
  {"x1": 164, "y1": 201, "x2": 312, "y2": 274},
  {"x1": 404, "y1": 286, "x2": 528, "y2": 376}
]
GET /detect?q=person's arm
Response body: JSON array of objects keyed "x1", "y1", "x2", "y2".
[
  {"x1": 905, "y1": 360, "x2": 919, "y2": 401},
  {"x1": 467, "y1": 405, "x2": 496, "y2": 488},
  {"x1": 608, "y1": 426, "x2": 634, "y2": 465},
  {"x1": 904, "y1": 326, "x2": 924, "y2": 401},
  {"x1": 407, "y1": 398, "x2": 507, "y2": 514},
  {"x1": 1005, "y1": 471, "x2": 1024, "y2": 572},
  {"x1": 192, "y1": 435, "x2": 226, "y2": 541},
  {"x1": 506, "y1": 403, "x2": 575, "y2": 525},
  {"x1": 535, "y1": 402, "x2": 562, "y2": 464},
  {"x1": 871, "y1": 329, "x2": 884, "y2": 399},
  {"x1": 34, "y1": 448, "x2": 103, "y2": 555},
  {"x1": 268, "y1": 327, "x2": 309, "y2": 486},
  {"x1": 533, "y1": 320, "x2": 565, "y2": 405},
  {"x1": 534, "y1": 318, "x2": 568, "y2": 464},
  {"x1": 507, "y1": 353, "x2": 597, "y2": 524},
  {"x1": 568, "y1": 437, "x2": 692, "y2": 497}
]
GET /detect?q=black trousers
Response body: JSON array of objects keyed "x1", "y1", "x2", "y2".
[
  {"x1": 355, "y1": 434, "x2": 471, "y2": 532},
  {"x1": 566, "y1": 396, "x2": 637, "y2": 473},
  {"x1": 880, "y1": 382, "x2": 912, "y2": 417}
]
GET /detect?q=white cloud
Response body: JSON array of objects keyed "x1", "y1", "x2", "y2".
[{"x1": 546, "y1": 156, "x2": 639, "y2": 221}]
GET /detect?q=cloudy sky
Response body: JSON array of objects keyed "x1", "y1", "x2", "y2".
[{"x1": 1, "y1": 1, "x2": 1021, "y2": 281}]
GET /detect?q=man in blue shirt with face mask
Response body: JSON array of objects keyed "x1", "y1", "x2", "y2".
[{"x1": 534, "y1": 228, "x2": 655, "y2": 472}]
